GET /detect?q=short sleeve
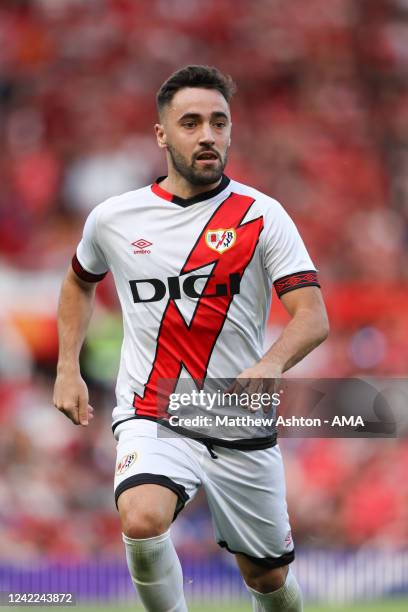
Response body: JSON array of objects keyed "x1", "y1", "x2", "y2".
[
  {"x1": 72, "y1": 207, "x2": 109, "y2": 282},
  {"x1": 263, "y1": 200, "x2": 320, "y2": 298}
]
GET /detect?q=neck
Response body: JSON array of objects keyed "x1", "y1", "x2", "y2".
[{"x1": 159, "y1": 169, "x2": 222, "y2": 200}]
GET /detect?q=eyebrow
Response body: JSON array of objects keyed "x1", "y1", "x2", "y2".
[{"x1": 178, "y1": 111, "x2": 229, "y2": 122}]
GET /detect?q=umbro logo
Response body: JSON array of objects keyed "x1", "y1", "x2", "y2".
[{"x1": 132, "y1": 238, "x2": 152, "y2": 254}]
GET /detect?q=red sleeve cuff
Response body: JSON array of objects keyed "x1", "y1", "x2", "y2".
[
  {"x1": 71, "y1": 254, "x2": 108, "y2": 283},
  {"x1": 274, "y1": 270, "x2": 320, "y2": 298}
]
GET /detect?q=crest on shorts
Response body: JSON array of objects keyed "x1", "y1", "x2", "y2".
[
  {"x1": 116, "y1": 452, "x2": 138, "y2": 475},
  {"x1": 205, "y1": 228, "x2": 236, "y2": 254}
]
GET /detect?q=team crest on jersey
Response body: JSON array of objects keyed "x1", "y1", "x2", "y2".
[
  {"x1": 205, "y1": 228, "x2": 236, "y2": 254},
  {"x1": 116, "y1": 452, "x2": 138, "y2": 475}
]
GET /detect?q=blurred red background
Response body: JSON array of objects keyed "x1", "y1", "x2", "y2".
[{"x1": 0, "y1": 0, "x2": 407, "y2": 561}]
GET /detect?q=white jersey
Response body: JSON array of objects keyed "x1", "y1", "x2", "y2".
[{"x1": 73, "y1": 175, "x2": 319, "y2": 448}]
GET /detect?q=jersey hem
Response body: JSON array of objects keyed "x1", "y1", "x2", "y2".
[{"x1": 112, "y1": 415, "x2": 278, "y2": 451}]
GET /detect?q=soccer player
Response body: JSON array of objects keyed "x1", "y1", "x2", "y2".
[{"x1": 54, "y1": 65, "x2": 329, "y2": 611}]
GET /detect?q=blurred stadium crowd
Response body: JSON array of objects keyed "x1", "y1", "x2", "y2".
[{"x1": 0, "y1": 0, "x2": 407, "y2": 559}]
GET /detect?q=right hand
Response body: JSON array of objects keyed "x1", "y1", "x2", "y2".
[{"x1": 53, "y1": 369, "x2": 94, "y2": 426}]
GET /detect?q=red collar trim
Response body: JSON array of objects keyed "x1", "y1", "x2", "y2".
[{"x1": 151, "y1": 180, "x2": 173, "y2": 202}]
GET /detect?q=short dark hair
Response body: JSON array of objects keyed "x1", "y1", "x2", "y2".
[{"x1": 156, "y1": 65, "x2": 236, "y2": 114}]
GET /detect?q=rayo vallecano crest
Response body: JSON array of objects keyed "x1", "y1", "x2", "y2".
[
  {"x1": 116, "y1": 452, "x2": 138, "y2": 475},
  {"x1": 205, "y1": 228, "x2": 236, "y2": 254}
]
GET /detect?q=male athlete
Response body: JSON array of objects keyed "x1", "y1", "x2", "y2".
[{"x1": 54, "y1": 65, "x2": 329, "y2": 611}]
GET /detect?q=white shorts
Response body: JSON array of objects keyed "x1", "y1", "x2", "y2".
[{"x1": 114, "y1": 419, "x2": 294, "y2": 567}]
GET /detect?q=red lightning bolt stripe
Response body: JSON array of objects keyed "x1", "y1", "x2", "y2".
[{"x1": 133, "y1": 193, "x2": 263, "y2": 418}]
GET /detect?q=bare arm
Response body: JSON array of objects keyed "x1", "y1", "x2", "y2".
[
  {"x1": 235, "y1": 286, "x2": 329, "y2": 395},
  {"x1": 262, "y1": 286, "x2": 329, "y2": 373},
  {"x1": 53, "y1": 266, "x2": 97, "y2": 426}
]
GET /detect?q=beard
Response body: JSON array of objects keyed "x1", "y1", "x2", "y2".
[{"x1": 166, "y1": 144, "x2": 228, "y2": 186}]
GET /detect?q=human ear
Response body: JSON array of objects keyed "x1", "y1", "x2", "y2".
[{"x1": 154, "y1": 123, "x2": 167, "y2": 149}]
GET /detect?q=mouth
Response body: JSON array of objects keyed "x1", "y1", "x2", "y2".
[{"x1": 195, "y1": 151, "x2": 219, "y2": 162}]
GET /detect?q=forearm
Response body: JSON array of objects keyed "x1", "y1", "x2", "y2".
[
  {"x1": 57, "y1": 267, "x2": 96, "y2": 373},
  {"x1": 261, "y1": 307, "x2": 329, "y2": 373}
]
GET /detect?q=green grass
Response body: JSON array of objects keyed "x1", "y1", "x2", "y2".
[
  {"x1": 189, "y1": 603, "x2": 408, "y2": 612},
  {"x1": 32, "y1": 600, "x2": 408, "y2": 612},
  {"x1": 304, "y1": 604, "x2": 408, "y2": 612}
]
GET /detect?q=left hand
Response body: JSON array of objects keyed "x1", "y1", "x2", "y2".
[{"x1": 227, "y1": 361, "x2": 282, "y2": 413}]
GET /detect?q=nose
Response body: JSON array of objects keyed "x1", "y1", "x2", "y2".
[{"x1": 198, "y1": 123, "x2": 215, "y2": 146}]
